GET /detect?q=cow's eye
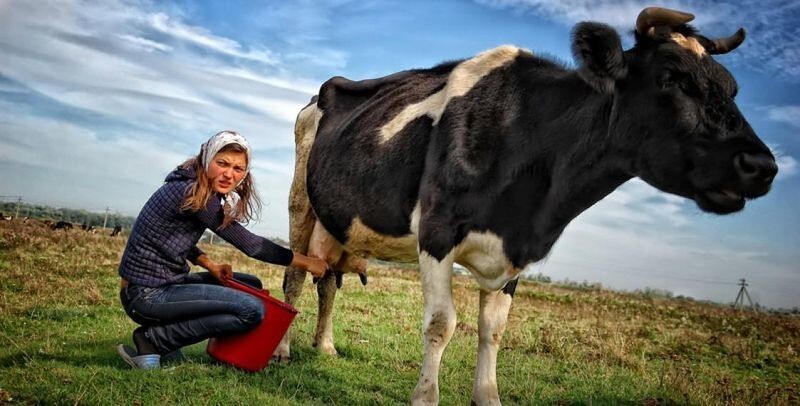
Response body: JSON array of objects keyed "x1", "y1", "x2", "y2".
[{"x1": 657, "y1": 70, "x2": 677, "y2": 90}]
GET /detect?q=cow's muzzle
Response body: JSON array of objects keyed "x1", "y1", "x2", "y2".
[
  {"x1": 733, "y1": 152, "x2": 777, "y2": 197},
  {"x1": 695, "y1": 151, "x2": 777, "y2": 214}
]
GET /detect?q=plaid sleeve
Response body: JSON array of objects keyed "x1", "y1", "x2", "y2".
[
  {"x1": 191, "y1": 196, "x2": 294, "y2": 266},
  {"x1": 187, "y1": 246, "x2": 205, "y2": 263}
]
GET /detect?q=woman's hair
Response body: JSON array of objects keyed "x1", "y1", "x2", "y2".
[{"x1": 180, "y1": 143, "x2": 262, "y2": 229}]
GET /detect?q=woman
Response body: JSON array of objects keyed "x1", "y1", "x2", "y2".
[{"x1": 116, "y1": 130, "x2": 328, "y2": 369}]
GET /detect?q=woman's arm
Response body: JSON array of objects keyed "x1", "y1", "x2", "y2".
[
  {"x1": 190, "y1": 198, "x2": 293, "y2": 264},
  {"x1": 190, "y1": 198, "x2": 329, "y2": 277}
]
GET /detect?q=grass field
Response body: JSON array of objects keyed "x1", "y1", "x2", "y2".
[{"x1": 0, "y1": 220, "x2": 798, "y2": 404}]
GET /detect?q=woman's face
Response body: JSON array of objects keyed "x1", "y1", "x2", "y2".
[{"x1": 207, "y1": 150, "x2": 247, "y2": 194}]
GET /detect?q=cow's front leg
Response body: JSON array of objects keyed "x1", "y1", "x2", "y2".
[
  {"x1": 412, "y1": 251, "x2": 456, "y2": 405},
  {"x1": 472, "y1": 279, "x2": 516, "y2": 405}
]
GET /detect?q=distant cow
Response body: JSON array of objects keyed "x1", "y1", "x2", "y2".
[
  {"x1": 81, "y1": 223, "x2": 97, "y2": 233},
  {"x1": 51, "y1": 221, "x2": 73, "y2": 231},
  {"x1": 279, "y1": 7, "x2": 777, "y2": 405},
  {"x1": 110, "y1": 225, "x2": 122, "y2": 237}
]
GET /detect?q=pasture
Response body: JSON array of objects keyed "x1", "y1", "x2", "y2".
[{"x1": 0, "y1": 220, "x2": 797, "y2": 404}]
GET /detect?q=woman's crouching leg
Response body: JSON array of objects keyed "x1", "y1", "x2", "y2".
[{"x1": 137, "y1": 285, "x2": 265, "y2": 353}]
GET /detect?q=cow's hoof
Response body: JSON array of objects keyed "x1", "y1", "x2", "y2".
[
  {"x1": 411, "y1": 394, "x2": 439, "y2": 406},
  {"x1": 470, "y1": 397, "x2": 501, "y2": 406},
  {"x1": 313, "y1": 341, "x2": 338, "y2": 356},
  {"x1": 272, "y1": 344, "x2": 291, "y2": 363}
]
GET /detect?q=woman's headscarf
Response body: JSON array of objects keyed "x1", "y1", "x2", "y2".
[{"x1": 200, "y1": 130, "x2": 251, "y2": 216}]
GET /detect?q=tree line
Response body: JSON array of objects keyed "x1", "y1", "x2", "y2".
[{"x1": 0, "y1": 202, "x2": 136, "y2": 229}]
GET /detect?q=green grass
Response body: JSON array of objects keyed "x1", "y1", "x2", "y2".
[{"x1": 0, "y1": 220, "x2": 798, "y2": 404}]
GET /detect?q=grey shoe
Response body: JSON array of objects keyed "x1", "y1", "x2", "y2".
[{"x1": 117, "y1": 344, "x2": 161, "y2": 370}]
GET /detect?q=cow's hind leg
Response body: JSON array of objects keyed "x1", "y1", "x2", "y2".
[
  {"x1": 312, "y1": 251, "x2": 367, "y2": 355},
  {"x1": 313, "y1": 267, "x2": 338, "y2": 355},
  {"x1": 273, "y1": 200, "x2": 315, "y2": 362},
  {"x1": 411, "y1": 251, "x2": 457, "y2": 405},
  {"x1": 307, "y1": 220, "x2": 346, "y2": 355},
  {"x1": 472, "y1": 279, "x2": 516, "y2": 405},
  {"x1": 275, "y1": 100, "x2": 323, "y2": 362}
]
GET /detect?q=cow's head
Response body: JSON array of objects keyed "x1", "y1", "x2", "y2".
[{"x1": 572, "y1": 7, "x2": 777, "y2": 214}]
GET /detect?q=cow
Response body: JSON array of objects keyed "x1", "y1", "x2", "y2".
[
  {"x1": 51, "y1": 221, "x2": 73, "y2": 231},
  {"x1": 277, "y1": 7, "x2": 777, "y2": 405},
  {"x1": 81, "y1": 223, "x2": 97, "y2": 233},
  {"x1": 110, "y1": 225, "x2": 122, "y2": 237}
]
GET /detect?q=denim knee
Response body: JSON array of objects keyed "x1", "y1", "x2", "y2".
[{"x1": 239, "y1": 295, "x2": 265, "y2": 326}]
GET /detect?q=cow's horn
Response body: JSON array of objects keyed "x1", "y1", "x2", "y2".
[
  {"x1": 636, "y1": 7, "x2": 695, "y2": 35},
  {"x1": 708, "y1": 28, "x2": 746, "y2": 54}
]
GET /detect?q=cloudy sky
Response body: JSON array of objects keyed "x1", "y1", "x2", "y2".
[{"x1": 0, "y1": 0, "x2": 798, "y2": 308}]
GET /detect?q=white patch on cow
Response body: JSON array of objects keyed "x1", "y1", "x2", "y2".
[
  {"x1": 409, "y1": 202, "x2": 422, "y2": 235},
  {"x1": 670, "y1": 33, "x2": 706, "y2": 56},
  {"x1": 345, "y1": 217, "x2": 419, "y2": 263},
  {"x1": 413, "y1": 250, "x2": 457, "y2": 405},
  {"x1": 379, "y1": 45, "x2": 530, "y2": 144},
  {"x1": 454, "y1": 231, "x2": 518, "y2": 291}
]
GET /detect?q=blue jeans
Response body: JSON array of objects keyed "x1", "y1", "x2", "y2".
[{"x1": 120, "y1": 272, "x2": 265, "y2": 353}]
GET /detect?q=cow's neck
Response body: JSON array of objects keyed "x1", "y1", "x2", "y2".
[{"x1": 515, "y1": 87, "x2": 632, "y2": 265}]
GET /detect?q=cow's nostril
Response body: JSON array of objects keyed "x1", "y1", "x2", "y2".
[
  {"x1": 734, "y1": 154, "x2": 756, "y2": 176},
  {"x1": 734, "y1": 152, "x2": 778, "y2": 185}
]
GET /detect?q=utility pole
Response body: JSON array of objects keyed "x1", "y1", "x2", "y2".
[
  {"x1": 733, "y1": 278, "x2": 754, "y2": 311},
  {"x1": 15, "y1": 197, "x2": 21, "y2": 219},
  {"x1": 103, "y1": 206, "x2": 109, "y2": 229}
]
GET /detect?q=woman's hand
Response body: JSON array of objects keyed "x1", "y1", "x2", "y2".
[
  {"x1": 291, "y1": 253, "x2": 330, "y2": 279},
  {"x1": 208, "y1": 263, "x2": 233, "y2": 283},
  {"x1": 195, "y1": 253, "x2": 233, "y2": 283}
]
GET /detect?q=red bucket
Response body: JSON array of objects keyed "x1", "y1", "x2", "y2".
[{"x1": 207, "y1": 277, "x2": 299, "y2": 372}]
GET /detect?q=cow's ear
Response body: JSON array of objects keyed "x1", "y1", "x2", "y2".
[{"x1": 572, "y1": 22, "x2": 627, "y2": 93}]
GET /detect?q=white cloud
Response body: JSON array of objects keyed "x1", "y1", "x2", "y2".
[
  {"x1": 776, "y1": 154, "x2": 798, "y2": 180},
  {"x1": 117, "y1": 34, "x2": 173, "y2": 53},
  {"x1": 767, "y1": 144, "x2": 798, "y2": 180},
  {"x1": 475, "y1": 0, "x2": 800, "y2": 81},
  {"x1": 584, "y1": 178, "x2": 691, "y2": 228},
  {"x1": 762, "y1": 105, "x2": 800, "y2": 128},
  {"x1": 0, "y1": 0, "x2": 321, "y2": 138},
  {"x1": 148, "y1": 13, "x2": 278, "y2": 65}
]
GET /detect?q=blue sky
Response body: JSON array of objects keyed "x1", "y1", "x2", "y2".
[{"x1": 0, "y1": 0, "x2": 798, "y2": 308}]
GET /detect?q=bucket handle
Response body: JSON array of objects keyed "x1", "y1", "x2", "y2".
[{"x1": 222, "y1": 276, "x2": 269, "y2": 297}]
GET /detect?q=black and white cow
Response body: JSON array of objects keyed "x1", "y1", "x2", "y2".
[
  {"x1": 278, "y1": 7, "x2": 777, "y2": 405},
  {"x1": 110, "y1": 225, "x2": 122, "y2": 237},
  {"x1": 51, "y1": 220, "x2": 73, "y2": 231}
]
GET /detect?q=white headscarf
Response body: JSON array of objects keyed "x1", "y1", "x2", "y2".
[{"x1": 200, "y1": 130, "x2": 252, "y2": 217}]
